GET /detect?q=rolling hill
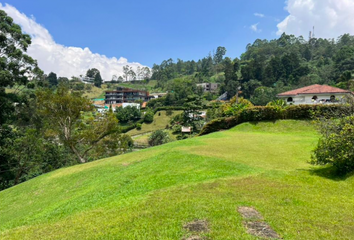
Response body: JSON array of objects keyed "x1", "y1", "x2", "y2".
[{"x1": 0, "y1": 120, "x2": 353, "y2": 240}]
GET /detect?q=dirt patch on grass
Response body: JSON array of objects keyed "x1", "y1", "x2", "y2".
[
  {"x1": 244, "y1": 221, "x2": 281, "y2": 239},
  {"x1": 182, "y1": 236, "x2": 205, "y2": 240},
  {"x1": 182, "y1": 219, "x2": 209, "y2": 240},
  {"x1": 238, "y1": 207, "x2": 263, "y2": 220},
  {"x1": 183, "y1": 219, "x2": 209, "y2": 232},
  {"x1": 238, "y1": 207, "x2": 281, "y2": 239}
]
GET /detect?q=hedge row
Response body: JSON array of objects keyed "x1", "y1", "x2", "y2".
[{"x1": 199, "y1": 104, "x2": 348, "y2": 136}]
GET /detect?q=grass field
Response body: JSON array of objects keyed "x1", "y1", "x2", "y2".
[
  {"x1": 133, "y1": 130, "x2": 177, "y2": 146},
  {"x1": 128, "y1": 110, "x2": 182, "y2": 136},
  {"x1": 1, "y1": 120, "x2": 353, "y2": 240}
]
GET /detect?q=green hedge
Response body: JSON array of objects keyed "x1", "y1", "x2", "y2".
[{"x1": 199, "y1": 104, "x2": 348, "y2": 136}]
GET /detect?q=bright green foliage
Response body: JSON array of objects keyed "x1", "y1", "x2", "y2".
[
  {"x1": 36, "y1": 84, "x2": 119, "y2": 163},
  {"x1": 266, "y1": 99, "x2": 286, "y2": 107},
  {"x1": 144, "y1": 110, "x2": 154, "y2": 123},
  {"x1": 115, "y1": 106, "x2": 141, "y2": 123},
  {"x1": 312, "y1": 116, "x2": 354, "y2": 174},
  {"x1": 148, "y1": 129, "x2": 170, "y2": 146},
  {"x1": 222, "y1": 97, "x2": 254, "y2": 117},
  {"x1": 0, "y1": 10, "x2": 42, "y2": 123},
  {"x1": 250, "y1": 86, "x2": 276, "y2": 106},
  {"x1": 1, "y1": 121, "x2": 353, "y2": 239}
]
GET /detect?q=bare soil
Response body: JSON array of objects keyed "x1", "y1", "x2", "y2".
[
  {"x1": 238, "y1": 207, "x2": 263, "y2": 220},
  {"x1": 244, "y1": 221, "x2": 281, "y2": 239},
  {"x1": 238, "y1": 207, "x2": 281, "y2": 239},
  {"x1": 183, "y1": 219, "x2": 209, "y2": 232}
]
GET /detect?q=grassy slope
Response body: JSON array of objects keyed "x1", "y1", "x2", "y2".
[
  {"x1": 128, "y1": 110, "x2": 182, "y2": 136},
  {"x1": 1, "y1": 120, "x2": 354, "y2": 240}
]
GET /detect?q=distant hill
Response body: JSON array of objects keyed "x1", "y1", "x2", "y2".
[{"x1": 1, "y1": 120, "x2": 353, "y2": 239}]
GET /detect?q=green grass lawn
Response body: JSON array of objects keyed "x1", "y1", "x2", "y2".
[
  {"x1": 1, "y1": 120, "x2": 353, "y2": 240},
  {"x1": 127, "y1": 110, "x2": 182, "y2": 136},
  {"x1": 133, "y1": 130, "x2": 177, "y2": 146}
]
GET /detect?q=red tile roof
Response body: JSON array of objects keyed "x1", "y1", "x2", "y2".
[{"x1": 277, "y1": 84, "x2": 352, "y2": 96}]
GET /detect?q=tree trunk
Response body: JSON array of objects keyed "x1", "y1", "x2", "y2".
[{"x1": 70, "y1": 145, "x2": 86, "y2": 163}]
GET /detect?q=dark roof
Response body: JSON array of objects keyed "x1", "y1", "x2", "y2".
[{"x1": 277, "y1": 84, "x2": 352, "y2": 96}]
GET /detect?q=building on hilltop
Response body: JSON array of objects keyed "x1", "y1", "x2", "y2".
[
  {"x1": 277, "y1": 84, "x2": 354, "y2": 105},
  {"x1": 196, "y1": 83, "x2": 219, "y2": 93},
  {"x1": 105, "y1": 87, "x2": 151, "y2": 105}
]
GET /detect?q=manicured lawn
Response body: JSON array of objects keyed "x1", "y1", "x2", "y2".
[
  {"x1": 0, "y1": 120, "x2": 353, "y2": 239},
  {"x1": 128, "y1": 110, "x2": 182, "y2": 136}
]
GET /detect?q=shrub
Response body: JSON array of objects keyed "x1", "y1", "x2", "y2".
[
  {"x1": 311, "y1": 115, "x2": 354, "y2": 174},
  {"x1": 148, "y1": 130, "x2": 170, "y2": 146},
  {"x1": 144, "y1": 111, "x2": 154, "y2": 123},
  {"x1": 136, "y1": 123, "x2": 142, "y2": 130}
]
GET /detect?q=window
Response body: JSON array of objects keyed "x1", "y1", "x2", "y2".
[{"x1": 287, "y1": 97, "x2": 293, "y2": 102}]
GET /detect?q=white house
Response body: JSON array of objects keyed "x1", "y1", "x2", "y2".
[{"x1": 277, "y1": 84, "x2": 354, "y2": 105}]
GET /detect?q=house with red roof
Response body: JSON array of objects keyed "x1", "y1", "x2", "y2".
[{"x1": 277, "y1": 84, "x2": 354, "y2": 105}]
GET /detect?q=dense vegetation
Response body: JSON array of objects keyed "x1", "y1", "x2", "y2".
[
  {"x1": 149, "y1": 34, "x2": 354, "y2": 105},
  {"x1": 1, "y1": 121, "x2": 353, "y2": 239}
]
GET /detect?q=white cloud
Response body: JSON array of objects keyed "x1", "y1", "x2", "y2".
[
  {"x1": 277, "y1": 0, "x2": 354, "y2": 39},
  {"x1": 250, "y1": 23, "x2": 262, "y2": 33},
  {"x1": 254, "y1": 13, "x2": 265, "y2": 18},
  {"x1": 0, "y1": 3, "x2": 147, "y2": 80}
]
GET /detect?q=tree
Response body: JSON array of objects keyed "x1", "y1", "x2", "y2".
[
  {"x1": 123, "y1": 65, "x2": 132, "y2": 81},
  {"x1": 47, "y1": 72, "x2": 58, "y2": 87},
  {"x1": 214, "y1": 46, "x2": 227, "y2": 64},
  {"x1": 250, "y1": 86, "x2": 276, "y2": 106},
  {"x1": 144, "y1": 110, "x2": 154, "y2": 123},
  {"x1": 36, "y1": 84, "x2": 119, "y2": 163},
  {"x1": 86, "y1": 68, "x2": 100, "y2": 78},
  {"x1": 148, "y1": 130, "x2": 170, "y2": 146},
  {"x1": 0, "y1": 10, "x2": 42, "y2": 123},
  {"x1": 115, "y1": 106, "x2": 141, "y2": 123},
  {"x1": 94, "y1": 72, "x2": 103, "y2": 87}
]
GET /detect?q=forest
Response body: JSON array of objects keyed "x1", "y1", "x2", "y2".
[{"x1": 150, "y1": 33, "x2": 354, "y2": 105}]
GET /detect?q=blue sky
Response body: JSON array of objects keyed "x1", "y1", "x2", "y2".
[
  {"x1": 3, "y1": 0, "x2": 287, "y2": 65},
  {"x1": 2, "y1": 0, "x2": 354, "y2": 79}
]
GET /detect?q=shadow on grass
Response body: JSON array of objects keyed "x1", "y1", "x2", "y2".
[{"x1": 306, "y1": 165, "x2": 354, "y2": 181}]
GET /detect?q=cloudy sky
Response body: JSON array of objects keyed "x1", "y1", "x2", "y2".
[{"x1": 1, "y1": 0, "x2": 354, "y2": 80}]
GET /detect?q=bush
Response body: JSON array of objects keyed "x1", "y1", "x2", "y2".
[
  {"x1": 144, "y1": 111, "x2": 154, "y2": 123},
  {"x1": 136, "y1": 123, "x2": 142, "y2": 130},
  {"x1": 148, "y1": 130, "x2": 170, "y2": 146},
  {"x1": 311, "y1": 115, "x2": 354, "y2": 174}
]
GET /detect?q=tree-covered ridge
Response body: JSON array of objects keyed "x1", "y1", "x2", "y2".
[{"x1": 150, "y1": 33, "x2": 354, "y2": 105}]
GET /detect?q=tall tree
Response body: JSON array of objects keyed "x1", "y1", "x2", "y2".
[
  {"x1": 123, "y1": 65, "x2": 132, "y2": 81},
  {"x1": 86, "y1": 68, "x2": 100, "y2": 78},
  {"x1": 0, "y1": 10, "x2": 42, "y2": 123},
  {"x1": 47, "y1": 72, "x2": 58, "y2": 87},
  {"x1": 94, "y1": 72, "x2": 102, "y2": 87},
  {"x1": 214, "y1": 46, "x2": 227, "y2": 64},
  {"x1": 36, "y1": 84, "x2": 119, "y2": 163}
]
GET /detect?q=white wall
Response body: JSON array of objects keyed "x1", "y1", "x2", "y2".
[
  {"x1": 122, "y1": 103, "x2": 140, "y2": 109},
  {"x1": 281, "y1": 94, "x2": 347, "y2": 105}
]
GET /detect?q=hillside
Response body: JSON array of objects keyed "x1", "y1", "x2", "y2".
[{"x1": 1, "y1": 120, "x2": 354, "y2": 239}]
